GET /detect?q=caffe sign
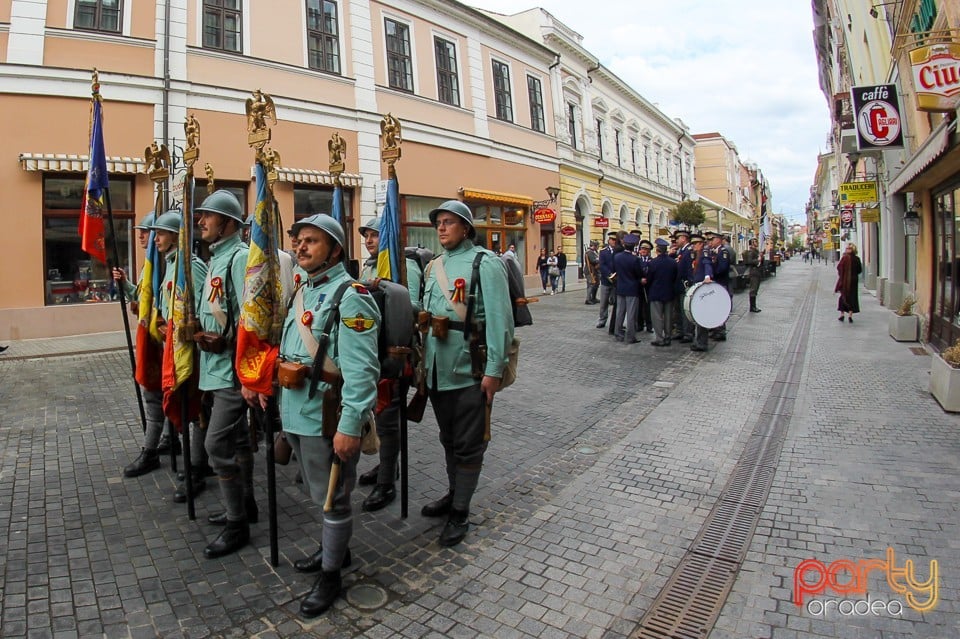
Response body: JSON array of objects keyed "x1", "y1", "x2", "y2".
[
  {"x1": 851, "y1": 84, "x2": 904, "y2": 150},
  {"x1": 910, "y1": 44, "x2": 960, "y2": 112}
]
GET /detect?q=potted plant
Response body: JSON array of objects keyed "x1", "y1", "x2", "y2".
[
  {"x1": 888, "y1": 295, "x2": 919, "y2": 342},
  {"x1": 930, "y1": 339, "x2": 960, "y2": 412}
]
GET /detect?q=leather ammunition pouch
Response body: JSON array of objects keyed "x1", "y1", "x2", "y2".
[
  {"x1": 277, "y1": 360, "x2": 310, "y2": 390},
  {"x1": 194, "y1": 331, "x2": 227, "y2": 354},
  {"x1": 430, "y1": 315, "x2": 450, "y2": 340}
]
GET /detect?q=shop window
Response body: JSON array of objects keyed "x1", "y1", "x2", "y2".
[
  {"x1": 306, "y1": 0, "x2": 341, "y2": 74},
  {"x1": 43, "y1": 176, "x2": 134, "y2": 306},
  {"x1": 75, "y1": 0, "x2": 121, "y2": 33},
  {"x1": 203, "y1": 0, "x2": 242, "y2": 53}
]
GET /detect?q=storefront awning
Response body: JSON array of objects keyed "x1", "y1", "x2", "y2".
[
  {"x1": 888, "y1": 120, "x2": 956, "y2": 193},
  {"x1": 271, "y1": 167, "x2": 363, "y2": 187},
  {"x1": 459, "y1": 188, "x2": 532, "y2": 207},
  {"x1": 19, "y1": 153, "x2": 146, "y2": 174}
]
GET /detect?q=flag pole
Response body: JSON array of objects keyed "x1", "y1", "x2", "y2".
[{"x1": 90, "y1": 70, "x2": 146, "y2": 432}]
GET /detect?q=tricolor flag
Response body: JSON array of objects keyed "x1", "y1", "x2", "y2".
[
  {"x1": 134, "y1": 229, "x2": 163, "y2": 391},
  {"x1": 79, "y1": 98, "x2": 108, "y2": 264},
  {"x1": 235, "y1": 162, "x2": 283, "y2": 395},
  {"x1": 162, "y1": 179, "x2": 201, "y2": 427},
  {"x1": 377, "y1": 176, "x2": 402, "y2": 283}
]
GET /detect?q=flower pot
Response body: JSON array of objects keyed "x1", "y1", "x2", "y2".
[
  {"x1": 888, "y1": 313, "x2": 919, "y2": 342},
  {"x1": 929, "y1": 353, "x2": 960, "y2": 412}
]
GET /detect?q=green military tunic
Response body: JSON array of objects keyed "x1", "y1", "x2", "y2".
[
  {"x1": 159, "y1": 250, "x2": 208, "y2": 320},
  {"x1": 422, "y1": 240, "x2": 513, "y2": 392},
  {"x1": 197, "y1": 233, "x2": 248, "y2": 392},
  {"x1": 278, "y1": 262, "x2": 380, "y2": 438}
]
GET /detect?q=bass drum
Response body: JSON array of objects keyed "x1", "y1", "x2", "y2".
[{"x1": 683, "y1": 281, "x2": 731, "y2": 329}]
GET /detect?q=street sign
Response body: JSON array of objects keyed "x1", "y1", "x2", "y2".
[
  {"x1": 861, "y1": 207, "x2": 881, "y2": 223},
  {"x1": 374, "y1": 180, "x2": 387, "y2": 205},
  {"x1": 839, "y1": 181, "x2": 878, "y2": 203},
  {"x1": 593, "y1": 217, "x2": 609, "y2": 228}
]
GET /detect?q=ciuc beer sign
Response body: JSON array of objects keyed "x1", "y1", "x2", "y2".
[{"x1": 851, "y1": 84, "x2": 904, "y2": 151}]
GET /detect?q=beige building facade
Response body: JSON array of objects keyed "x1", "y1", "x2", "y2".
[{"x1": 0, "y1": 0, "x2": 560, "y2": 339}]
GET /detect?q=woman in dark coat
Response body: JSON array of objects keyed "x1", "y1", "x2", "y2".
[{"x1": 835, "y1": 242, "x2": 862, "y2": 322}]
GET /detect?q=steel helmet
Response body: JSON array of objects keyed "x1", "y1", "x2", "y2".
[
  {"x1": 358, "y1": 217, "x2": 380, "y2": 236},
  {"x1": 290, "y1": 214, "x2": 346, "y2": 252},
  {"x1": 134, "y1": 212, "x2": 156, "y2": 231},
  {"x1": 196, "y1": 189, "x2": 244, "y2": 223},
  {"x1": 150, "y1": 210, "x2": 182, "y2": 234},
  {"x1": 429, "y1": 200, "x2": 476, "y2": 238}
]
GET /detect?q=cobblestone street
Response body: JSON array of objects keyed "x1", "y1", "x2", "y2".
[{"x1": 1, "y1": 259, "x2": 958, "y2": 639}]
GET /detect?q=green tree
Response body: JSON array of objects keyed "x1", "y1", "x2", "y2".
[{"x1": 670, "y1": 200, "x2": 705, "y2": 228}]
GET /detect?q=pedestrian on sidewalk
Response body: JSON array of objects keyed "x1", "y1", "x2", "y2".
[
  {"x1": 556, "y1": 246, "x2": 567, "y2": 292},
  {"x1": 835, "y1": 242, "x2": 862, "y2": 323},
  {"x1": 546, "y1": 251, "x2": 560, "y2": 295},
  {"x1": 536, "y1": 248, "x2": 549, "y2": 294}
]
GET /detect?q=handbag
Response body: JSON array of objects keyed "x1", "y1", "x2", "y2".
[{"x1": 548, "y1": 266, "x2": 560, "y2": 277}]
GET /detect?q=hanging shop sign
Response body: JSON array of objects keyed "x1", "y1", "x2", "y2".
[
  {"x1": 851, "y1": 84, "x2": 904, "y2": 151},
  {"x1": 840, "y1": 207, "x2": 855, "y2": 229},
  {"x1": 860, "y1": 207, "x2": 880, "y2": 223},
  {"x1": 593, "y1": 217, "x2": 609, "y2": 228},
  {"x1": 560, "y1": 225, "x2": 577, "y2": 236},
  {"x1": 838, "y1": 181, "x2": 878, "y2": 204},
  {"x1": 909, "y1": 43, "x2": 960, "y2": 112},
  {"x1": 533, "y1": 208, "x2": 556, "y2": 224}
]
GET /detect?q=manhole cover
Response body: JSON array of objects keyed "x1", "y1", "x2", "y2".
[
  {"x1": 576, "y1": 446, "x2": 598, "y2": 455},
  {"x1": 346, "y1": 584, "x2": 388, "y2": 610}
]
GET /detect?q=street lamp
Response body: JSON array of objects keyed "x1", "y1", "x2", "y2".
[{"x1": 903, "y1": 207, "x2": 921, "y2": 237}]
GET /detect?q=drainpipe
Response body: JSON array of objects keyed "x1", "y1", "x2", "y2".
[
  {"x1": 676, "y1": 131, "x2": 686, "y2": 201},
  {"x1": 161, "y1": 0, "x2": 172, "y2": 210}
]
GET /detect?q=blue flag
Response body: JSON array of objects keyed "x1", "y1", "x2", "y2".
[
  {"x1": 331, "y1": 184, "x2": 343, "y2": 224},
  {"x1": 377, "y1": 177, "x2": 401, "y2": 282},
  {"x1": 79, "y1": 98, "x2": 109, "y2": 263}
]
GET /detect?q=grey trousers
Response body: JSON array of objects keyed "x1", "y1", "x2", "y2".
[
  {"x1": 142, "y1": 387, "x2": 165, "y2": 452},
  {"x1": 615, "y1": 295, "x2": 639, "y2": 342},
  {"x1": 205, "y1": 388, "x2": 250, "y2": 521},
  {"x1": 287, "y1": 433, "x2": 359, "y2": 572},
  {"x1": 597, "y1": 285, "x2": 614, "y2": 324},
  {"x1": 429, "y1": 383, "x2": 487, "y2": 511},
  {"x1": 650, "y1": 300, "x2": 672, "y2": 343}
]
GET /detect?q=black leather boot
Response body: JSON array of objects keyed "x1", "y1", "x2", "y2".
[
  {"x1": 420, "y1": 492, "x2": 453, "y2": 517},
  {"x1": 300, "y1": 570, "x2": 342, "y2": 618},
  {"x1": 294, "y1": 547, "x2": 351, "y2": 573},
  {"x1": 173, "y1": 474, "x2": 206, "y2": 503},
  {"x1": 207, "y1": 496, "x2": 258, "y2": 525},
  {"x1": 358, "y1": 464, "x2": 380, "y2": 486},
  {"x1": 203, "y1": 520, "x2": 249, "y2": 559},
  {"x1": 123, "y1": 449, "x2": 160, "y2": 478},
  {"x1": 438, "y1": 509, "x2": 470, "y2": 547},
  {"x1": 156, "y1": 434, "x2": 181, "y2": 455},
  {"x1": 362, "y1": 483, "x2": 396, "y2": 512}
]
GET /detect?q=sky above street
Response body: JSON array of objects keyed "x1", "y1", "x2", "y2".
[{"x1": 472, "y1": 0, "x2": 830, "y2": 222}]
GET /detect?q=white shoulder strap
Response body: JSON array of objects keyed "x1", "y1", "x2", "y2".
[{"x1": 428, "y1": 256, "x2": 467, "y2": 322}]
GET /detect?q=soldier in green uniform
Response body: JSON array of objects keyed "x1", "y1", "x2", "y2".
[
  {"x1": 245, "y1": 213, "x2": 380, "y2": 617},
  {"x1": 117, "y1": 211, "x2": 206, "y2": 477},
  {"x1": 194, "y1": 190, "x2": 256, "y2": 558},
  {"x1": 419, "y1": 200, "x2": 513, "y2": 547},
  {"x1": 355, "y1": 216, "x2": 422, "y2": 512},
  {"x1": 743, "y1": 238, "x2": 763, "y2": 313}
]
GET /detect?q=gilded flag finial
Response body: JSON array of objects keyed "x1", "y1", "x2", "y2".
[
  {"x1": 245, "y1": 89, "x2": 276, "y2": 149},
  {"x1": 204, "y1": 163, "x2": 216, "y2": 194},
  {"x1": 380, "y1": 113, "x2": 402, "y2": 177},
  {"x1": 91, "y1": 68, "x2": 101, "y2": 100},
  {"x1": 144, "y1": 141, "x2": 171, "y2": 183},
  {"x1": 183, "y1": 114, "x2": 200, "y2": 168}
]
